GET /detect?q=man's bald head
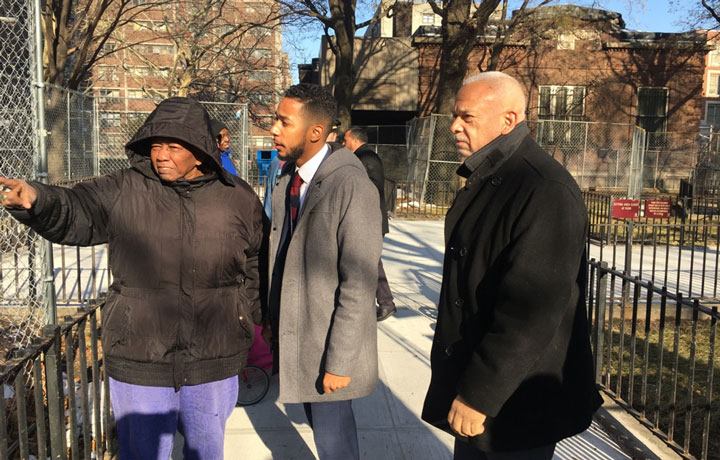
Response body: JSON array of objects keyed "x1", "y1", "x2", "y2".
[
  {"x1": 450, "y1": 71, "x2": 527, "y2": 160},
  {"x1": 462, "y1": 72, "x2": 527, "y2": 118}
]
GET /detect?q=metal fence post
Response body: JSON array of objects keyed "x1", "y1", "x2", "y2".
[
  {"x1": 31, "y1": 0, "x2": 58, "y2": 325},
  {"x1": 625, "y1": 219, "x2": 633, "y2": 277},
  {"x1": 581, "y1": 121, "x2": 588, "y2": 189},
  {"x1": 593, "y1": 261, "x2": 608, "y2": 383},
  {"x1": 43, "y1": 324, "x2": 67, "y2": 459},
  {"x1": 420, "y1": 115, "x2": 436, "y2": 205},
  {"x1": 93, "y1": 95, "x2": 100, "y2": 176}
]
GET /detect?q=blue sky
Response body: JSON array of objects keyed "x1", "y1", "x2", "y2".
[{"x1": 281, "y1": 0, "x2": 701, "y2": 83}]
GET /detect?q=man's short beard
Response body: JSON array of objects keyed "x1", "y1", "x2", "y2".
[{"x1": 279, "y1": 143, "x2": 303, "y2": 162}]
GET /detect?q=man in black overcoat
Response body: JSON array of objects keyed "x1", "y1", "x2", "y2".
[
  {"x1": 421, "y1": 72, "x2": 602, "y2": 459},
  {"x1": 343, "y1": 126, "x2": 396, "y2": 321}
]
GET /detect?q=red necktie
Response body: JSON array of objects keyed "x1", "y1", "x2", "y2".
[{"x1": 289, "y1": 172, "x2": 303, "y2": 231}]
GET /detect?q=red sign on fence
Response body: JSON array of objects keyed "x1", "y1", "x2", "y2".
[
  {"x1": 644, "y1": 199, "x2": 672, "y2": 219},
  {"x1": 612, "y1": 199, "x2": 640, "y2": 219}
]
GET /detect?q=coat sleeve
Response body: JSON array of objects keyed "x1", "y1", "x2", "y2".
[
  {"x1": 242, "y1": 195, "x2": 269, "y2": 324},
  {"x1": 456, "y1": 180, "x2": 588, "y2": 417},
  {"x1": 8, "y1": 173, "x2": 123, "y2": 246},
  {"x1": 324, "y1": 173, "x2": 383, "y2": 376}
]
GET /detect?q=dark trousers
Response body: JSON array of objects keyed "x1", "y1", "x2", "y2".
[
  {"x1": 376, "y1": 258, "x2": 394, "y2": 308},
  {"x1": 454, "y1": 439, "x2": 556, "y2": 460},
  {"x1": 303, "y1": 400, "x2": 359, "y2": 460}
]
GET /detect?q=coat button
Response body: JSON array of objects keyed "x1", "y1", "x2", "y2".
[
  {"x1": 445, "y1": 345, "x2": 453, "y2": 356},
  {"x1": 491, "y1": 177, "x2": 502, "y2": 186},
  {"x1": 454, "y1": 298, "x2": 464, "y2": 307},
  {"x1": 459, "y1": 247, "x2": 468, "y2": 257}
]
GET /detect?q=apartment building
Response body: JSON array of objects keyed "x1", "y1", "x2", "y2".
[{"x1": 91, "y1": 0, "x2": 290, "y2": 166}]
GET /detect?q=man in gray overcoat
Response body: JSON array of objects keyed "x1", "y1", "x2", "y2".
[{"x1": 264, "y1": 83, "x2": 382, "y2": 460}]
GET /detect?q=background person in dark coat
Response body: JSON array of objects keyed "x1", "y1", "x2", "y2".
[
  {"x1": 0, "y1": 97, "x2": 265, "y2": 460},
  {"x1": 421, "y1": 72, "x2": 602, "y2": 459},
  {"x1": 343, "y1": 126, "x2": 396, "y2": 321}
]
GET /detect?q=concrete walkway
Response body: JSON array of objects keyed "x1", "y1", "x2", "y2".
[{"x1": 217, "y1": 220, "x2": 636, "y2": 460}]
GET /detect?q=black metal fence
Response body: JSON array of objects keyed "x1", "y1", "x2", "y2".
[
  {"x1": 584, "y1": 191, "x2": 720, "y2": 236},
  {"x1": 588, "y1": 260, "x2": 718, "y2": 460},
  {"x1": 0, "y1": 299, "x2": 114, "y2": 459},
  {"x1": 588, "y1": 221, "x2": 720, "y2": 301}
]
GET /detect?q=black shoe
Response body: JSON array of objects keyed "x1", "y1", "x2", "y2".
[{"x1": 376, "y1": 306, "x2": 397, "y2": 322}]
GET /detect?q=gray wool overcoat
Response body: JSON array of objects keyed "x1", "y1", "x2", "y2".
[{"x1": 268, "y1": 147, "x2": 383, "y2": 403}]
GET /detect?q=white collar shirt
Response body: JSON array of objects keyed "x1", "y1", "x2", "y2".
[{"x1": 295, "y1": 144, "x2": 329, "y2": 212}]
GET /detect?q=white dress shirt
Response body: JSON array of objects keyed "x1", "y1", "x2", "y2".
[{"x1": 295, "y1": 144, "x2": 329, "y2": 213}]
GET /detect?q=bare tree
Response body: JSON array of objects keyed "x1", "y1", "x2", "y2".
[
  {"x1": 277, "y1": 0, "x2": 394, "y2": 127},
  {"x1": 98, "y1": 0, "x2": 290, "y2": 132},
  {"x1": 702, "y1": 0, "x2": 720, "y2": 23},
  {"x1": 42, "y1": 0, "x2": 167, "y2": 89},
  {"x1": 40, "y1": 0, "x2": 173, "y2": 181},
  {"x1": 424, "y1": 0, "x2": 554, "y2": 114}
]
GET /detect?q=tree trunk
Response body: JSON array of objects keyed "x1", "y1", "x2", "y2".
[
  {"x1": 434, "y1": 0, "x2": 500, "y2": 114},
  {"x1": 330, "y1": 0, "x2": 356, "y2": 128}
]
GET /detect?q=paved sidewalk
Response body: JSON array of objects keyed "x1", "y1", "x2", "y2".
[{"x1": 198, "y1": 220, "x2": 635, "y2": 459}]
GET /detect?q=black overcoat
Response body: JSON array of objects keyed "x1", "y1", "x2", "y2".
[
  {"x1": 354, "y1": 145, "x2": 389, "y2": 234},
  {"x1": 422, "y1": 124, "x2": 602, "y2": 452}
]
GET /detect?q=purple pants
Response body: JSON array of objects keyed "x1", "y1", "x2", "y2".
[{"x1": 109, "y1": 376, "x2": 238, "y2": 460}]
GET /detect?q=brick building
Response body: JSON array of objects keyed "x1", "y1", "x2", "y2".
[
  {"x1": 322, "y1": 3, "x2": 709, "y2": 190},
  {"x1": 91, "y1": 0, "x2": 291, "y2": 162}
]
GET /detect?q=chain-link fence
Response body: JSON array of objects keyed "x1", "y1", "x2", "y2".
[
  {"x1": 41, "y1": 86, "x2": 250, "y2": 183},
  {"x1": 532, "y1": 120, "x2": 698, "y2": 192},
  {"x1": 404, "y1": 115, "x2": 461, "y2": 216},
  {"x1": 404, "y1": 116, "x2": 701, "y2": 215},
  {"x1": 1, "y1": 0, "x2": 49, "y2": 362}
]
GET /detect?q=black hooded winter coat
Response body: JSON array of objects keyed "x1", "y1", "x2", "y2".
[{"x1": 10, "y1": 98, "x2": 265, "y2": 388}]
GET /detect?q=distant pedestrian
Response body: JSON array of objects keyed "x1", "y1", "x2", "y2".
[
  {"x1": 326, "y1": 119, "x2": 342, "y2": 151},
  {"x1": 1, "y1": 97, "x2": 265, "y2": 460},
  {"x1": 211, "y1": 118, "x2": 238, "y2": 176},
  {"x1": 422, "y1": 72, "x2": 602, "y2": 459},
  {"x1": 264, "y1": 83, "x2": 382, "y2": 460},
  {"x1": 343, "y1": 126, "x2": 396, "y2": 321}
]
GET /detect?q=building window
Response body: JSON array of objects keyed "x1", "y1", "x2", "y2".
[
  {"x1": 708, "y1": 71, "x2": 720, "y2": 97},
  {"x1": 128, "y1": 90, "x2": 145, "y2": 98},
  {"x1": 251, "y1": 49, "x2": 271, "y2": 59},
  {"x1": 537, "y1": 85, "x2": 585, "y2": 145},
  {"x1": 249, "y1": 93, "x2": 273, "y2": 104},
  {"x1": 422, "y1": 13, "x2": 434, "y2": 24},
  {"x1": 247, "y1": 70, "x2": 272, "y2": 82},
  {"x1": 250, "y1": 26, "x2": 271, "y2": 37},
  {"x1": 710, "y1": 43, "x2": 720, "y2": 67},
  {"x1": 538, "y1": 85, "x2": 585, "y2": 119},
  {"x1": 97, "y1": 66, "x2": 118, "y2": 82},
  {"x1": 151, "y1": 44, "x2": 173, "y2": 55},
  {"x1": 706, "y1": 103, "x2": 720, "y2": 129},
  {"x1": 637, "y1": 87, "x2": 668, "y2": 149},
  {"x1": 98, "y1": 89, "x2": 120, "y2": 98},
  {"x1": 637, "y1": 87, "x2": 668, "y2": 133},
  {"x1": 100, "y1": 112, "x2": 121, "y2": 127}
]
